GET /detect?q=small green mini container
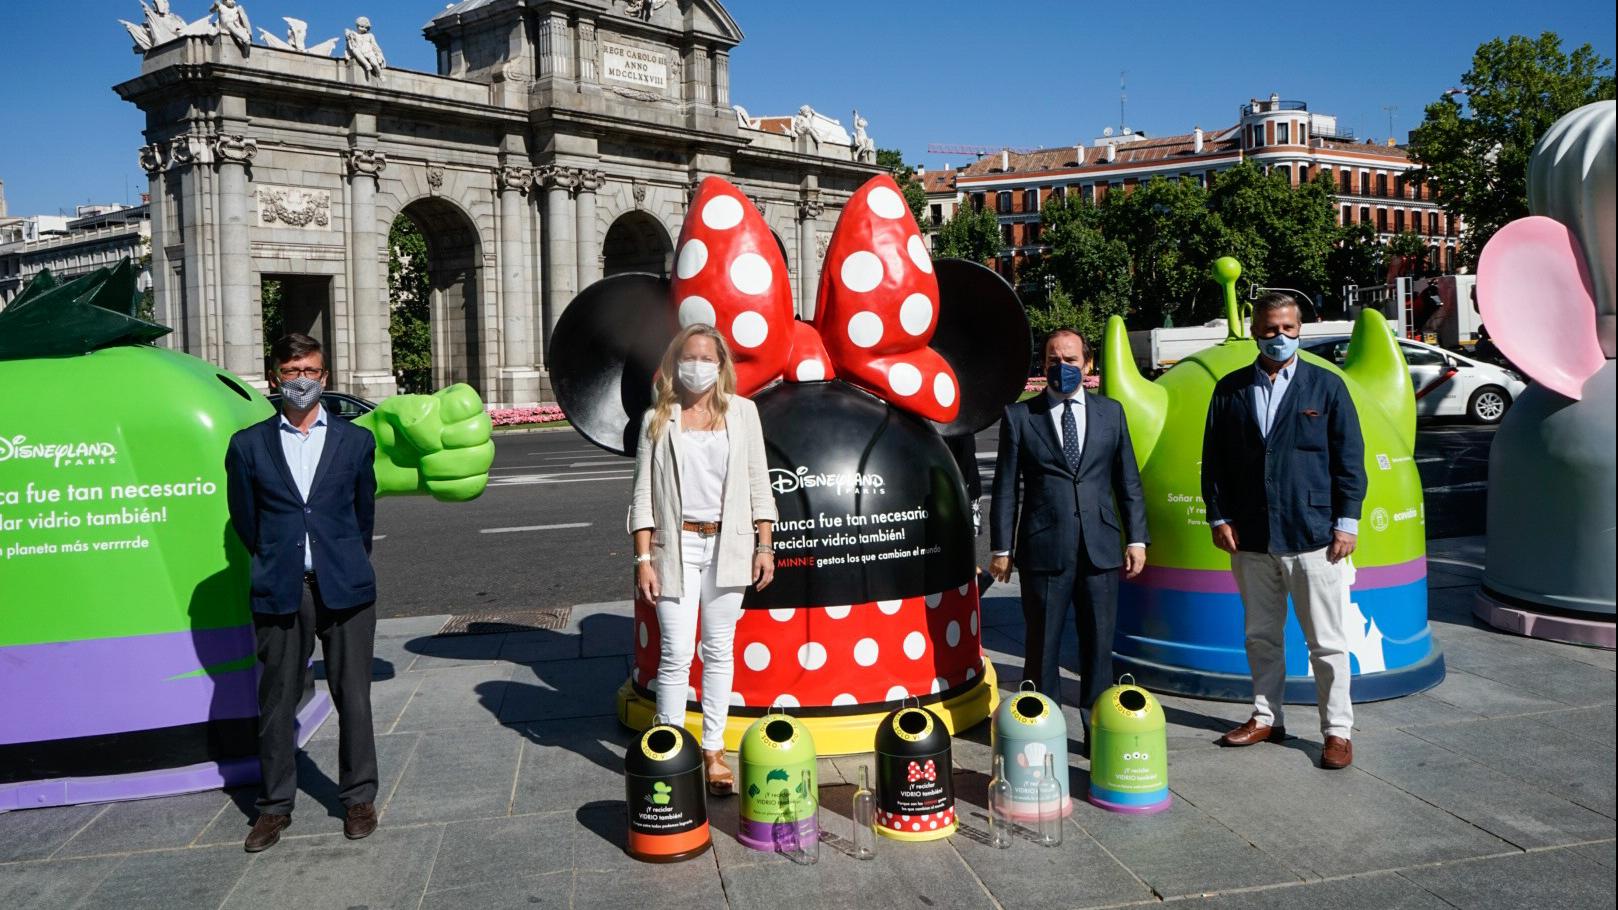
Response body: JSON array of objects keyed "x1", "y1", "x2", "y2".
[
  {"x1": 737, "y1": 707, "x2": 818, "y2": 852},
  {"x1": 1087, "y1": 675, "x2": 1171, "y2": 814}
]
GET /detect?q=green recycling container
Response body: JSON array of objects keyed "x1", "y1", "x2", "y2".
[
  {"x1": 623, "y1": 719, "x2": 711, "y2": 862},
  {"x1": 992, "y1": 682, "x2": 1071, "y2": 820},
  {"x1": 1087, "y1": 675, "x2": 1171, "y2": 814},
  {"x1": 737, "y1": 707, "x2": 818, "y2": 852}
]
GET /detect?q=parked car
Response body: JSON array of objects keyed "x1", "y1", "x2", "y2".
[
  {"x1": 1302, "y1": 336, "x2": 1526, "y2": 424},
  {"x1": 263, "y1": 390, "x2": 377, "y2": 421}
]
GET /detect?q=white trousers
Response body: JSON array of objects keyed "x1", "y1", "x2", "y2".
[
  {"x1": 1232, "y1": 548, "x2": 1355, "y2": 739},
  {"x1": 655, "y1": 530, "x2": 747, "y2": 751}
]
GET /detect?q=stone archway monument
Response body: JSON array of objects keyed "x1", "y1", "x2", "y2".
[{"x1": 115, "y1": 0, "x2": 879, "y2": 406}]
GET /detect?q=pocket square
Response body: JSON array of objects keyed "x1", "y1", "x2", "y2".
[{"x1": 1301, "y1": 408, "x2": 1320, "y2": 417}]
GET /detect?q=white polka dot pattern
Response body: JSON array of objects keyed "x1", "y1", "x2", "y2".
[
  {"x1": 676, "y1": 239, "x2": 708, "y2": 279},
  {"x1": 887, "y1": 363, "x2": 922, "y2": 396},
  {"x1": 847, "y1": 311, "x2": 884, "y2": 348},
  {"x1": 731, "y1": 311, "x2": 769, "y2": 348},
  {"x1": 840, "y1": 251, "x2": 884, "y2": 293},
  {"x1": 743, "y1": 642, "x2": 771, "y2": 671},
  {"x1": 701, "y1": 194, "x2": 744, "y2": 230},
  {"x1": 728, "y1": 252, "x2": 772, "y2": 295},
  {"x1": 678, "y1": 296, "x2": 715, "y2": 328},
  {"x1": 899, "y1": 293, "x2": 932, "y2": 336}
]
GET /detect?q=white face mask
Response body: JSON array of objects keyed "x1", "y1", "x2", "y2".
[{"x1": 677, "y1": 360, "x2": 720, "y2": 393}]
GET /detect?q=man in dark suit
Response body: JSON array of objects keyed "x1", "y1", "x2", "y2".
[
  {"x1": 989, "y1": 330, "x2": 1149, "y2": 751},
  {"x1": 226, "y1": 333, "x2": 380, "y2": 851},
  {"x1": 1202, "y1": 292, "x2": 1367, "y2": 770}
]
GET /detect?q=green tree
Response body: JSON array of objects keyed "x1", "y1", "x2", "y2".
[
  {"x1": 1325, "y1": 221, "x2": 1387, "y2": 315},
  {"x1": 1102, "y1": 176, "x2": 1237, "y2": 327},
  {"x1": 1408, "y1": 32, "x2": 1615, "y2": 266},
  {"x1": 876, "y1": 148, "x2": 929, "y2": 228},
  {"x1": 260, "y1": 278, "x2": 283, "y2": 365},
  {"x1": 932, "y1": 202, "x2": 1003, "y2": 263},
  {"x1": 1033, "y1": 194, "x2": 1130, "y2": 325},
  {"x1": 1386, "y1": 231, "x2": 1430, "y2": 277},
  {"x1": 388, "y1": 215, "x2": 433, "y2": 393},
  {"x1": 1206, "y1": 163, "x2": 1338, "y2": 310},
  {"x1": 135, "y1": 241, "x2": 155, "y2": 323}
]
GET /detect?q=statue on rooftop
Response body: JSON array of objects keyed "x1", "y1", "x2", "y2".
[{"x1": 344, "y1": 17, "x2": 387, "y2": 81}]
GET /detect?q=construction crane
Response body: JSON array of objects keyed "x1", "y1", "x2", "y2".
[{"x1": 926, "y1": 143, "x2": 1044, "y2": 158}]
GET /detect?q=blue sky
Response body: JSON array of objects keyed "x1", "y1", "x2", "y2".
[{"x1": 1, "y1": 0, "x2": 1612, "y2": 216}]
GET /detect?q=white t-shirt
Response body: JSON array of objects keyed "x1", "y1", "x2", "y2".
[{"x1": 679, "y1": 429, "x2": 729, "y2": 522}]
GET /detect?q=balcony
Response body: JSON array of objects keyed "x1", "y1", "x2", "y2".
[{"x1": 1242, "y1": 98, "x2": 1309, "y2": 116}]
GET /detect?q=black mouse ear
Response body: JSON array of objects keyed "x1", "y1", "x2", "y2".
[
  {"x1": 549, "y1": 273, "x2": 678, "y2": 456},
  {"x1": 927, "y1": 258, "x2": 1031, "y2": 436}
]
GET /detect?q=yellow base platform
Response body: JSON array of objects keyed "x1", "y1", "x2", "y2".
[
  {"x1": 877, "y1": 822, "x2": 958, "y2": 842},
  {"x1": 616, "y1": 659, "x2": 1001, "y2": 755}
]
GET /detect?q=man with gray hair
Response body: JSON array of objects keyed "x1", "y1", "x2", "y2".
[{"x1": 1201, "y1": 292, "x2": 1366, "y2": 770}]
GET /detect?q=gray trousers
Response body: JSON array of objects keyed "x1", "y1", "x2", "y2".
[
  {"x1": 1232, "y1": 548, "x2": 1355, "y2": 739},
  {"x1": 253, "y1": 578, "x2": 378, "y2": 814}
]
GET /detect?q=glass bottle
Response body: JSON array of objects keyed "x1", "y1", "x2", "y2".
[
  {"x1": 851, "y1": 765, "x2": 877, "y2": 860},
  {"x1": 793, "y1": 769, "x2": 821, "y2": 865},
  {"x1": 1036, "y1": 753, "x2": 1063, "y2": 847},
  {"x1": 987, "y1": 753, "x2": 1014, "y2": 849}
]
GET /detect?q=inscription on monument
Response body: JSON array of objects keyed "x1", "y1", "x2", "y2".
[{"x1": 601, "y1": 41, "x2": 668, "y2": 91}]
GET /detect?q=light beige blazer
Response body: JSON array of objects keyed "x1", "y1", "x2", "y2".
[{"x1": 628, "y1": 397, "x2": 778, "y2": 597}]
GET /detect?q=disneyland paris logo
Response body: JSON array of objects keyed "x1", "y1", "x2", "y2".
[
  {"x1": 0, "y1": 434, "x2": 119, "y2": 468},
  {"x1": 769, "y1": 465, "x2": 886, "y2": 496}
]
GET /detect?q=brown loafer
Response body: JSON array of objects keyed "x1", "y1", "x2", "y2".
[
  {"x1": 1218, "y1": 718, "x2": 1287, "y2": 747},
  {"x1": 244, "y1": 813, "x2": 290, "y2": 852},
  {"x1": 344, "y1": 802, "x2": 378, "y2": 840},
  {"x1": 703, "y1": 749, "x2": 735, "y2": 797},
  {"x1": 1320, "y1": 736, "x2": 1353, "y2": 770}
]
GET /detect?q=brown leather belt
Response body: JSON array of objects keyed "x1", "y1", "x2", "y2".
[{"x1": 682, "y1": 520, "x2": 721, "y2": 536}]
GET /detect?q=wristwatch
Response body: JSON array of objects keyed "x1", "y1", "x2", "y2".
[{"x1": 633, "y1": 554, "x2": 652, "y2": 564}]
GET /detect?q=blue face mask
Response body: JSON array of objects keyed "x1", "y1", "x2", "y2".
[
  {"x1": 1258, "y1": 332, "x2": 1300, "y2": 364},
  {"x1": 1046, "y1": 361, "x2": 1085, "y2": 395}
]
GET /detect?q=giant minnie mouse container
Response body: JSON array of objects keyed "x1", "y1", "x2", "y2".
[
  {"x1": 873, "y1": 700, "x2": 956, "y2": 841},
  {"x1": 549, "y1": 175, "x2": 1030, "y2": 754}
]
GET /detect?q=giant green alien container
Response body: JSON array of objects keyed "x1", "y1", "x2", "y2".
[
  {"x1": 737, "y1": 709, "x2": 818, "y2": 852},
  {"x1": 1087, "y1": 677, "x2": 1171, "y2": 814}
]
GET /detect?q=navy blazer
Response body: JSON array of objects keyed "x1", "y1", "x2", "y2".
[
  {"x1": 990, "y1": 392, "x2": 1150, "y2": 572},
  {"x1": 1201, "y1": 358, "x2": 1367, "y2": 555},
  {"x1": 226, "y1": 412, "x2": 378, "y2": 614}
]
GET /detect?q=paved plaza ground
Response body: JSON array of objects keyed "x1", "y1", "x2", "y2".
[{"x1": 1, "y1": 536, "x2": 1613, "y2": 909}]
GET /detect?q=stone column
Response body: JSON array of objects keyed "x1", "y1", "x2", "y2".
[
  {"x1": 797, "y1": 193, "x2": 824, "y2": 319},
  {"x1": 137, "y1": 143, "x2": 172, "y2": 342},
  {"x1": 497, "y1": 165, "x2": 542, "y2": 405},
  {"x1": 345, "y1": 147, "x2": 397, "y2": 400},
  {"x1": 712, "y1": 49, "x2": 731, "y2": 115},
  {"x1": 683, "y1": 44, "x2": 710, "y2": 108},
  {"x1": 539, "y1": 165, "x2": 578, "y2": 361},
  {"x1": 536, "y1": 13, "x2": 571, "y2": 79},
  {"x1": 575, "y1": 169, "x2": 606, "y2": 292},
  {"x1": 212, "y1": 134, "x2": 259, "y2": 384}
]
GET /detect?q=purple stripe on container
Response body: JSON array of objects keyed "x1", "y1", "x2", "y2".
[
  {"x1": 0, "y1": 627, "x2": 258, "y2": 745},
  {"x1": 1134, "y1": 556, "x2": 1426, "y2": 595}
]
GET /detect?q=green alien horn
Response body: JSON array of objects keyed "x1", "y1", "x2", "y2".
[
  {"x1": 1341, "y1": 307, "x2": 1416, "y2": 451},
  {"x1": 1102, "y1": 314, "x2": 1168, "y2": 463},
  {"x1": 1211, "y1": 256, "x2": 1249, "y2": 340}
]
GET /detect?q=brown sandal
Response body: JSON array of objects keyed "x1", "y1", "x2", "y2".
[{"x1": 703, "y1": 749, "x2": 735, "y2": 797}]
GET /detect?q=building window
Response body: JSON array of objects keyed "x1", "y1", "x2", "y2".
[
  {"x1": 1297, "y1": 164, "x2": 1310, "y2": 184},
  {"x1": 997, "y1": 191, "x2": 1012, "y2": 214},
  {"x1": 1276, "y1": 122, "x2": 1290, "y2": 144},
  {"x1": 1360, "y1": 171, "x2": 1371, "y2": 196},
  {"x1": 1275, "y1": 165, "x2": 1292, "y2": 185},
  {"x1": 1025, "y1": 223, "x2": 1041, "y2": 245},
  {"x1": 1428, "y1": 211, "x2": 1438, "y2": 235},
  {"x1": 1376, "y1": 208, "x2": 1387, "y2": 232},
  {"x1": 1023, "y1": 189, "x2": 1039, "y2": 212},
  {"x1": 1050, "y1": 185, "x2": 1065, "y2": 203},
  {"x1": 1081, "y1": 183, "x2": 1095, "y2": 202},
  {"x1": 1339, "y1": 170, "x2": 1352, "y2": 194},
  {"x1": 1361, "y1": 206, "x2": 1372, "y2": 225},
  {"x1": 971, "y1": 192, "x2": 985, "y2": 212},
  {"x1": 930, "y1": 204, "x2": 943, "y2": 226},
  {"x1": 1250, "y1": 124, "x2": 1264, "y2": 147},
  {"x1": 1394, "y1": 209, "x2": 1405, "y2": 232},
  {"x1": 1001, "y1": 223, "x2": 1014, "y2": 246},
  {"x1": 1341, "y1": 204, "x2": 1352, "y2": 225},
  {"x1": 1375, "y1": 173, "x2": 1388, "y2": 197}
]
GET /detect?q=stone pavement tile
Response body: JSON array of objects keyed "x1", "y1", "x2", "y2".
[
  {"x1": 1427, "y1": 536, "x2": 1486, "y2": 565},
  {"x1": 1166, "y1": 742, "x2": 1512, "y2": 879},
  {"x1": 0, "y1": 855, "x2": 122, "y2": 909},
  {"x1": 392, "y1": 662, "x2": 519, "y2": 732},
  {"x1": 1426, "y1": 569, "x2": 1482, "y2": 589},
  {"x1": 426, "y1": 811, "x2": 574, "y2": 894},
  {"x1": 575, "y1": 858, "x2": 721, "y2": 907},
  {"x1": 319, "y1": 671, "x2": 423, "y2": 739},
  {"x1": 403, "y1": 633, "x2": 507, "y2": 672},
  {"x1": 1410, "y1": 714, "x2": 1617, "y2": 818},
  {"x1": 511, "y1": 717, "x2": 629, "y2": 815},
  {"x1": 498, "y1": 656, "x2": 630, "y2": 724},
  {"x1": 1189, "y1": 872, "x2": 1451, "y2": 908},
  {"x1": 0, "y1": 802, "x2": 105, "y2": 862},
  {"x1": 1400, "y1": 845, "x2": 1617, "y2": 909},
  {"x1": 979, "y1": 592, "x2": 1025, "y2": 630},
  {"x1": 1071, "y1": 795, "x2": 1305, "y2": 898},
  {"x1": 77, "y1": 844, "x2": 247, "y2": 910},
  {"x1": 1350, "y1": 691, "x2": 1486, "y2": 732},
  {"x1": 219, "y1": 824, "x2": 444, "y2": 910},
  {"x1": 377, "y1": 614, "x2": 453, "y2": 640},
  {"x1": 1523, "y1": 705, "x2": 1618, "y2": 751},
  {"x1": 418, "y1": 869, "x2": 571, "y2": 910},
  {"x1": 1569, "y1": 840, "x2": 1616, "y2": 869},
  {"x1": 54, "y1": 789, "x2": 232, "y2": 858},
  {"x1": 951, "y1": 814, "x2": 1154, "y2": 908},
  {"x1": 194, "y1": 731, "x2": 422, "y2": 846},
  {"x1": 578, "y1": 610, "x2": 637, "y2": 659},
  {"x1": 385, "y1": 724, "x2": 525, "y2": 826},
  {"x1": 500, "y1": 629, "x2": 583, "y2": 663},
  {"x1": 721, "y1": 838, "x2": 1002, "y2": 910},
  {"x1": 1453, "y1": 655, "x2": 1616, "y2": 709},
  {"x1": 1351, "y1": 728, "x2": 1614, "y2": 849},
  {"x1": 1422, "y1": 667, "x2": 1573, "y2": 717}
]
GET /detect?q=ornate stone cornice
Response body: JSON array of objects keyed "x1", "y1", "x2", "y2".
[
  {"x1": 574, "y1": 169, "x2": 607, "y2": 194},
  {"x1": 138, "y1": 143, "x2": 167, "y2": 175},
  {"x1": 167, "y1": 134, "x2": 213, "y2": 169},
  {"x1": 537, "y1": 164, "x2": 579, "y2": 192},
  {"x1": 798, "y1": 194, "x2": 825, "y2": 220},
  {"x1": 345, "y1": 147, "x2": 388, "y2": 178},
  {"x1": 498, "y1": 165, "x2": 535, "y2": 194},
  {"x1": 212, "y1": 134, "x2": 258, "y2": 166}
]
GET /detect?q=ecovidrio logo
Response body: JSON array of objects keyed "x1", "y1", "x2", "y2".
[
  {"x1": 768, "y1": 465, "x2": 886, "y2": 496},
  {"x1": 0, "y1": 434, "x2": 119, "y2": 468}
]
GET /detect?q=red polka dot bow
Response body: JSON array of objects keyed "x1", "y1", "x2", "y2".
[
  {"x1": 906, "y1": 759, "x2": 938, "y2": 783},
  {"x1": 673, "y1": 175, "x2": 960, "y2": 423}
]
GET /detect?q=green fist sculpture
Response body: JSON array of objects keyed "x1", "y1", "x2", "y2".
[{"x1": 355, "y1": 384, "x2": 495, "y2": 502}]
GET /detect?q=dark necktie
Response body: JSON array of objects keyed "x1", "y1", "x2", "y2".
[{"x1": 1061, "y1": 399, "x2": 1081, "y2": 473}]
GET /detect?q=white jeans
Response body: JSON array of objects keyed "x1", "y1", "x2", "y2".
[
  {"x1": 655, "y1": 530, "x2": 747, "y2": 750},
  {"x1": 1232, "y1": 548, "x2": 1355, "y2": 739}
]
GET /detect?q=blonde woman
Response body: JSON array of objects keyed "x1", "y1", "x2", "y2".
[{"x1": 629, "y1": 324, "x2": 777, "y2": 795}]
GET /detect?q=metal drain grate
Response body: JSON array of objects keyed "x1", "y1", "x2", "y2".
[{"x1": 437, "y1": 607, "x2": 572, "y2": 636}]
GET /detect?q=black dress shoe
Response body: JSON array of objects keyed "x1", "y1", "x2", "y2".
[
  {"x1": 344, "y1": 803, "x2": 378, "y2": 840},
  {"x1": 244, "y1": 813, "x2": 290, "y2": 852}
]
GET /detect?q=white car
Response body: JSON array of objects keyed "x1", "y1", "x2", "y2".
[{"x1": 1303, "y1": 336, "x2": 1526, "y2": 424}]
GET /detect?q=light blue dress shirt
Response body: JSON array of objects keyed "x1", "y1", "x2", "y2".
[{"x1": 278, "y1": 405, "x2": 329, "y2": 571}]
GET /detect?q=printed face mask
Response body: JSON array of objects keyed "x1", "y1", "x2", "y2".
[
  {"x1": 1045, "y1": 361, "x2": 1085, "y2": 395},
  {"x1": 279, "y1": 376, "x2": 323, "y2": 410},
  {"x1": 677, "y1": 360, "x2": 720, "y2": 393},
  {"x1": 1258, "y1": 332, "x2": 1300, "y2": 364}
]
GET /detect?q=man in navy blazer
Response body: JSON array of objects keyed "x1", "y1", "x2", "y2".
[
  {"x1": 990, "y1": 330, "x2": 1149, "y2": 751},
  {"x1": 226, "y1": 333, "x2": 380, "y2": 851},
  {"x1": 1202, "y1": 293, "x2": 1367, "y2": 770}
]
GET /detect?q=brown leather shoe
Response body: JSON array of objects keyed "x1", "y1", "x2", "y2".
[
  {"x1": 244, "y1": 813, "x2": 290, "y2": 852},
  {"x1": 703, "y1": 749, "x2": 735, "y2": 797},
  {"x1": 344, "y1": 802, "x2": 378, "y2": 840},
  {"x1": 1218, "y1": 718, "x2": 1287, "y2": 747},
  {"x1": 1320, "y1": 736, "x2": 1354, "y2": 770}
]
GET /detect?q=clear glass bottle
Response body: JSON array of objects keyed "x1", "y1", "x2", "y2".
[
  {"x1": 851, "y1": 765, "x2": 877, "y2": 860},
  {"x1": 987, "y1": 753, "x2": 1014, "y2": 849},
  {"x1": 1036, "y1": 752, "x2": 1063, "y2": 847},
  {"x1": 793, "y1": 769, "x2": 821, "y2": 865}
]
